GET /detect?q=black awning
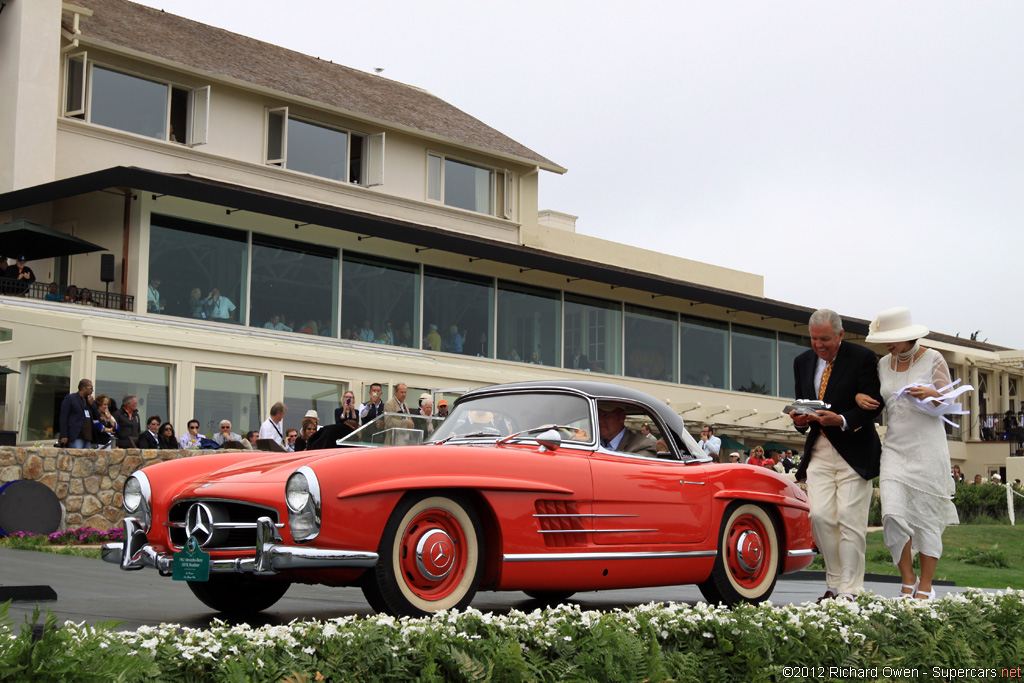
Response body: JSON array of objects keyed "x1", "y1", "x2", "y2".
[
  {"x1": 0, "y1": 166, "x2": 863, "y2": 333},
  {"x1": 0, "y1": 219, "x2": 107, "y2": 261}
]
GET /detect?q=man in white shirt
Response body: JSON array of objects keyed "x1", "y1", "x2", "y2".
[
  {"x1": 147, "y1": 279, "x2": 163, "y2": 313},
  {"x1": 263, "y1": 315, "x2": 292, "y2": 332},
  {"x1": 700, "y1": 425, "x2": 721, "y2": 458},
  {"x1": 179, "y1": 420, "x2": 203, "y2": 449},
  {"x1": 206, "y1": 288, "x2": 236, "y2": 320},
  {"x1": 258, "y1": 402, "x2": 287, "y2": 447}
]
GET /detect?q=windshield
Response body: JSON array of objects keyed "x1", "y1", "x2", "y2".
[
  {"x1": 331, "y1": 413, "x2": 446, "y2": 447},
  {"x1": 431, "y1": 392, "x2": 594, "y2": 444}
]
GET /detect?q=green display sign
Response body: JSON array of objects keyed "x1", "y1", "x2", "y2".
[{"x1": 172, "y1": 536, "x2": 211, "y2": 581}]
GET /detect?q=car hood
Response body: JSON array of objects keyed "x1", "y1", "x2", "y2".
[{"x1": 192, "y1": 450, "x2": 343, "y2": 485}]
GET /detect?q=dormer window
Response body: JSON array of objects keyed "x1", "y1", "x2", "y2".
[
  {"x1": 427, "y1": 153, "x2": 513, "y2": 219},
  {"x1": 265, "y1": 107, "x2": 384, "y2": 186},
  {"x1": 62, "y1": 54, "x2": 209, "y2": 145}
]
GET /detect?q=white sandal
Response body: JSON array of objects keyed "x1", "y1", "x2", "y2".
[
  {"x1": 898, "y1": 577, "x2": 919, "y2": 598},
  {"x1": 915, "y1": 588, "x2": 936, "y2": 601}
]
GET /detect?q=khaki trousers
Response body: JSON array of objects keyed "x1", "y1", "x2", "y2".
[{"x1": 806, "y1": 435, "x2": 872, "y2": 594}]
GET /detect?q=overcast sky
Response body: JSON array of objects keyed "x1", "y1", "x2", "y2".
[{"x1": 134, "y1": 0, "x2": 1022, "y2": 348}]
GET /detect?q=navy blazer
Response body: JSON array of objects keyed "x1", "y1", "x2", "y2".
[
  {"x1": 793, "y1": 341, "x2": 883, "y2": 482},
  {"x1": 59, "y1": 392, "x2": 95, "y2": 442},
  {"x1": 138, "y1": 429, "x2": 160, "y2": 449}
]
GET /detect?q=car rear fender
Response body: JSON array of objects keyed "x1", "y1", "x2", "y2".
[{"x1": 711, "y1": 489, "x2": 809, "y2": 513}]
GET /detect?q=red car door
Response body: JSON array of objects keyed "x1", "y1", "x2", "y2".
[{"x1": 589, "y1": 452, "x2": 712, "y2": 545}]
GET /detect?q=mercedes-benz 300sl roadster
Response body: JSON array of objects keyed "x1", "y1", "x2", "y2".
[{"x1": 102, "y1": 380, "x2": 813, "y2": 616}]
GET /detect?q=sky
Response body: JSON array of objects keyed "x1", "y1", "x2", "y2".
[{"x1": 133, "y1": 0, "x2": 1023, "y2": 348}]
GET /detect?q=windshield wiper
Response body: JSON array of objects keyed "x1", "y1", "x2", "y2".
[{"x1": 435, "y1": 428, "x2": 502, "y2": 444}]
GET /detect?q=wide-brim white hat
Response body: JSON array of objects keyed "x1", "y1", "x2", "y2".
[{"x1": 865, "y1": 307, "x2": 929, "y2": 344}]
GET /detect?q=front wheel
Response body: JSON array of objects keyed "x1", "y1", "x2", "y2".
[
  {"x1": 698, "y1": 502, "x2": 779, "y2": 606},
  {"x1": 363, "y1": 493, "x2": 483, "y2": 617},
  {"x1": 187, "y1": 576, "x2": 291, "y2": 615}
]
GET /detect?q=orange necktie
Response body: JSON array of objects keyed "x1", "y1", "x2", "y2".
[{"x1": 818, "y1": 360, "x2": 834, "y2": 400}]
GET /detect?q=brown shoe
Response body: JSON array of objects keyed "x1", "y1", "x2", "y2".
[{"x1": 816, "y1": 590, "x2": 838, "y2": 604}]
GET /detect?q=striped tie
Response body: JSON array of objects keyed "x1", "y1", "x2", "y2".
[{"x1": 818, "y1": 360, "x2": 834, "y2": 401}]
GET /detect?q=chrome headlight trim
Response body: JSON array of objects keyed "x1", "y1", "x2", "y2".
[
  {"x1": 123, "y1": 471, "x2": 152, "y2": 531},
  {"x1": 286, "y1": 465, "x2": 321, "y2": 543}
]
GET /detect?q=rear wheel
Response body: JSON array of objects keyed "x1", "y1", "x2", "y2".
[
  {"x1": 187, "y1": 576, "x2": 291, "y2": 615},
  {"x1": 698, "y1": 502, "x2": 779, "y2": 606},
  {"x1": 363, "y1": 493, "x2": 483, "y2": 617}
]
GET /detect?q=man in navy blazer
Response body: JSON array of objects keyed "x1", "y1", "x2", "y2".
[
  {"x1": 59, "y1": 379, "x2": 96, "y2": 449},
  {"x1": 791, "y1": 309, "x2": 882, "y2": 601}
]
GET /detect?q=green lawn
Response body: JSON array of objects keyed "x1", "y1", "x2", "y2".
[{"x1": 809, "y1": 523, "x2": 1024, "y2": 589}]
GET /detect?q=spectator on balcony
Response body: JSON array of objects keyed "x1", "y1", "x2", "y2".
[
  {"x1": 7, "y1": 256, "x2": 36, "y2": 296},
  {"x1": 44, "y1": 282, "x2": 61, "y2": 301},
  {"x1": 213, "y1": 419, "x2": 241, "y2": 445},
  {"x1": 158, "y1": 422, "x2": 179, "y2": 449},
  {"x1": 78, "y1": 288, "x2": 97, "y2": 307},
  {"x1": 59, "y1": 378, "x2": 96, "y2": 449},
  {"x1": 114, "y1": 394, "x2": 141, "y2": 448},
  {"x1": 62, "y1": 284, "x2": 79, "y2": 304},
  {"x1": 445, "y1": 325, "x2": 463, "y2": 354},
  {"x1": 205, "y1": 288, "x2": 236, "y2": 321},
  {"x1": 263, "y1": 314, "x2": 292, "y2": 332},
  {"x1": 981, "y1": 413, "x2": 995, "y2": 441},
  {"x1": 398, "y1": 322, "x2": 413, "y2": 347},
  {"x1": 188, "y1": 287, "x2": 206, "y2": 318},
  {"x1": 358, "y1": 320, "x2": 375, "y2": 343},
  {"x1": 138, "y1": 415, "x2": 161, "y2": 449},
  {"x1": 179, "y1": 420, "x2": 203, "y2": 449},
  {"x1": 147, "y1": 278, "x2": 164, "y2": 312},
  {"x1": 424, "y1": 323, "x2": 441, "y2": 351}
]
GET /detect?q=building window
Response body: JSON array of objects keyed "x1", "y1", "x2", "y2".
[
  {"x1": 427, "y1": 154, "x2": 512, "y2": 218},
  {"x1": 148, "y1": 215, "x2": 247, "y2": 325},
  {"x1": 64, "y1": 56, "x2": 209, "y2": 145},
  {"x1": 777, "y1": 332, "x2": 809, "y2": 398},
  {"x1": 624, "y1": 305, "x2": 678, "y2": 383},
  {"x1": 423, "y1": 267, "x2": 494, "y2": 357},
  {"x1": 0, "y1": 328, "x2": 12, "y2": 342},
  {"x1": 20, "y1": 357, "x2": 71, "y2": 442},
  {"x1": 680, "y1": 315, "x2": 728, "y2": 390},
  {"x1": 194, "y1": 369, "x2": 262, "y2": 440},
  {"x1": 732, "y1": 324, "x2": 777, "y2": 396},
  {"x1": 496, "y1": 281, "x2": 561, "y2": 367},
  {"x1": 250, "y1": 235, "x2": 338, "y2": 337},
  {"x1": 284, "y1": 377, "x2": 347, "y2": 427},
  {"x1": 95, "y1": 358, "x2": 172, "y2": 428},
  {"x1": 341, "y1": 252, "x2": 419, "y2": 347},
  {"x1": 265, "y1": 108, "x2": 383, "y2": 185},
  {"x1": 564, "y1": 294, "x2": 622, "y2": 375}
]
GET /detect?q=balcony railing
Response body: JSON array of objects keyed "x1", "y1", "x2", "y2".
[{"x1": 2, "y1": 281, "x2": 134, "y2": 312}]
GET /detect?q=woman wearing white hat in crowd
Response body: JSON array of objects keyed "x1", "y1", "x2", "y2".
[{"x1": 856, "y1": 307, "x2": 961, "y2": 600}]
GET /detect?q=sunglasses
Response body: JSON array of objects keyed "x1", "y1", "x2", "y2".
[
  {"x1": 220, "y1": 426, "x2": 231, "y2": 430},
  {"x1": 149, "y1": 422, "x2": 159, "y2": 427}
]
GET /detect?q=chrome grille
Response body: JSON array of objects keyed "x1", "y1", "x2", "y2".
[{"x1": 168, "y1": 499, "x2": 279, "y2": 550}]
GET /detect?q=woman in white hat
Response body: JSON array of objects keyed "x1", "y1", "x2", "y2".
[{"x1": 857, "y1": 307, "x2": 959, "y2": 600}]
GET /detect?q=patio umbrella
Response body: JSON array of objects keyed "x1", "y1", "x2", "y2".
[
  {"x1": 0, "y1": 367, "x2": 19, "y2": 375},
  {"x1": 0, "y1": 219, "x2": 106, "y2": 261},
  {"x1": 718, "y1": 434, "x2": 747, "y2": 451},
  {"x1": 762, "y1": 440, "x2": 789, "y2": 451}
]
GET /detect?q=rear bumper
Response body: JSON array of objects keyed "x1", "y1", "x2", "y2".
[{"x1": 101, "y1": 517, "x2": 378, "y2": 576}]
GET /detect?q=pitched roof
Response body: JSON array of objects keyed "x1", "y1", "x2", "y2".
[{"x1": 67, "y1": 0, "x2": 563, "y2": 172}]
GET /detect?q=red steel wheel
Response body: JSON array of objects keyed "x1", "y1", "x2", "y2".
[
  {"x1": 698, "y1": 502, "x2": 780, "y2": 605},
  {"x1": 368, "y1": 494, "x2": 483, "y2": 616}
]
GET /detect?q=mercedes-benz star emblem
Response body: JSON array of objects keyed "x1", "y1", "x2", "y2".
[
  {"x1": 185, "y1": 503, "x2": 215, "y2": 547},
  {"x1": 430, "y1": 540, "x2": 451, "y2": 568}
]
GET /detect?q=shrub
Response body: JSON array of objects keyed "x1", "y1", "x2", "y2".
[{"x1": 953, "y1": 483, "x2": 1022, "y2": 522}]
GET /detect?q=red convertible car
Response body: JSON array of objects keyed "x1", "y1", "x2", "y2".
[{"x1": 102, "y1": 381, "x2": 814, "y2": 616}]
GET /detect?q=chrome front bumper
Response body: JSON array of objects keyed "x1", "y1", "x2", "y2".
[{"x1": 101, "y1": 516, "x2": 378, "y2": 576}]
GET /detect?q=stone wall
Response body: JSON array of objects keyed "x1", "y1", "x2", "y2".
[{"x1": 0, "y1": 446, "x2": 226, "y2": 531}]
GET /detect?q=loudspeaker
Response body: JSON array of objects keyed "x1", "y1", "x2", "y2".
[{"x1": 100, "y1": 253, "x2": 115, "y2": 283}]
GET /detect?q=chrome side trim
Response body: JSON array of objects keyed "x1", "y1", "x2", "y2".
[
  {"x1": 680, "y1": 480, "x2": 706, "y2": 485},
  {"x1": 787, "y1": 548, "x2": 816, "y2": 557},
  {"x1": 537, "y1": 528, "x2": 658, "y2": 534},
  {"x1": 503, "y1": 550, "x2": 718, "y2": 562},
  {"x1": 533, "y1": 513, "x2": 638, "y2": 518}
]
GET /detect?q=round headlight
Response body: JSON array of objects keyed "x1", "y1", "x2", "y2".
[
  {"x1": 286, "y1": 472, "x2": 310, "y2": 512},
  {"x1": 124, "y1": 476, "x2": 142, "y2": 513}
]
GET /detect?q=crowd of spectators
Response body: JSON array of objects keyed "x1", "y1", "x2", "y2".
[{"x1": 978, "y1": 410, "x2": 1024, "y2": 445}]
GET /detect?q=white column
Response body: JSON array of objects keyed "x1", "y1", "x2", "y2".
[
  {"x1": 0, "y1": 0, "x2": 62, "y2": 193},
  {"x1": 1001, "y1": 371, "x2": 1011, "y2": 414},
  {"x1": 970, "y1": 365, "x2": 980, "y2": 440}
]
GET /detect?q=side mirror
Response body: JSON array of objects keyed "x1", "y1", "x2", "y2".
[{"x1": 535, "y1": 429, "x2": 561, "y2": 452}]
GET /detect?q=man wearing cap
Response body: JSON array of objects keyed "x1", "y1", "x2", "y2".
[
  {"x1": 304, "y1": 409, "x2": 320, "y2": 430},
  {"x1": 437, "y1": 399, "x2": 449, "y2": 419},
  {"x1": 792, "y1": 308, "x2": 883, "y2": 602},
  {"x1": 729, "y1": 452, "x2": 741, "y2": 464},
  {"x1": 8, "y1": 256, "x2": 35, "y2": 295}
]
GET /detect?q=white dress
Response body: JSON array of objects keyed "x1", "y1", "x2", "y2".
[{"x1": 878, "y1": 348, "x2": 959, "y2": 562}]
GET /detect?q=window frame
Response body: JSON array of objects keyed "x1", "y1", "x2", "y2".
[
  {"x1": 65, "y1": 58, "x2": 210, "y2": 145},
  {"x1": 426, "y1": 152, "x2": 509, "y2": 218},
  {"x1": 264, "y1": 107, "x2": 384, "y2": 186}
]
